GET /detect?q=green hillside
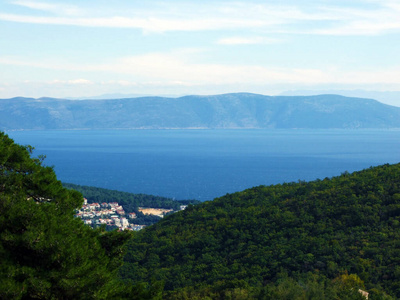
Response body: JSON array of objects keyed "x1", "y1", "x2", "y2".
[
  {"x1": 0, "y1": 132, "x2": 136, "y2": 299},
  {"x1": 63, "y1": 183, "x2": 201, "y2": 226},
  {"x1": 122, "y1": 163, "x2": 400, "y2": 299},
  {"x1": 63, "y1": 182, "x2": 200, "y2": 211},
  {"x1": 3, "y1": 129, "x2": 400, "y2": 299}
]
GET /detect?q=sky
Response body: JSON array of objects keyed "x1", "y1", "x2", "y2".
[{"x1": 1, "y1": 0, "x2": 400, "y2": 102}]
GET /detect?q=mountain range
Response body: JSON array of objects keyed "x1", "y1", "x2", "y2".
[{"x1": 1, "y1": 93, "x2": 400, "y2": 130}]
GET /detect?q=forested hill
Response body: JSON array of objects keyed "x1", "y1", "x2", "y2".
[
  {"x1": 63, "y1": 183, "x2": 200, "y2": 211},
  {"x1": 122, "y1": 163, "x2": 400, "y2": 299},
  {"x1": 2, "y1": 93, "x2": 400, "y2": 130},
  {"x1": 0, "y1": 132, "x2": 137, "y2": 298}
]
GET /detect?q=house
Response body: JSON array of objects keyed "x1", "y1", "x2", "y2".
[
  {"x1": 116, "y1": 209, "x2": 125, "y2": 215},
  {"x1": 131, "y1": 224, "x2": 146, "y2": 231},
  {"x1": 128, "y1": 212, "x2": 137, "y2": 219},
  {"x1": 120, "y1": 218, "x2": 129, "y2": 227},
  {"x1": 95, "y1": 219, "x2": 107, "y2": 225},
  {"x1": 101, "y1": 202, "x2": 109, "y2": 208}
]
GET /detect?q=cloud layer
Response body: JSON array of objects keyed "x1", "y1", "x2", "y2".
[
  {"x1": 3, "y1": 1, "x2": 400, "y2": 35},
  {"x1": 0, "y1": 0, "x2": 399, "y2": 99}
]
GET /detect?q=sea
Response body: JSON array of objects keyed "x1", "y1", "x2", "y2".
[{"x1": 6, "y1": 129, "x2": 400, "y2": 201}]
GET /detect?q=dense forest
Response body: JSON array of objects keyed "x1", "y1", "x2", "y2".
[
  {"x1": 121, "y1": 163, "x2": 400, "y2": 299},
  {"x1": 63, "y1": 183, "x2": 200, "y2": 226},
  {"x1": 63, "y1": 182, "x2": 199, "y2": 211},
  {"x1": 2, "y1": 130, "x2": 400, "y2": 299},
  {"x1": 0, "y1": 132, "x2": 146, "y2": 299}
]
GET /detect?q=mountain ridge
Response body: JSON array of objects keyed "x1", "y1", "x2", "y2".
[{"x1": 1, "y1": 93, "x2": 400, "y2": 130}]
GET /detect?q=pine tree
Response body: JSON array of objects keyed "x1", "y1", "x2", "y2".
[{"x1": 0, "y1": 132, "x2": 132, "y2": 299}]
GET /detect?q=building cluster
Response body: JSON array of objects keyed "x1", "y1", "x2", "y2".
[{"x1": 75, "y1": 198, "x2": 145, "y2": 231}]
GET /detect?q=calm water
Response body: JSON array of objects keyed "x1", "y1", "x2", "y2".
[{"x1": 7, "y1": 129, "x2": 400, "y2": 201}]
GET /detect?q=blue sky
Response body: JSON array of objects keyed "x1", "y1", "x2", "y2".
[{"x1": 1, "y1": 0, "x2": 400, "y2": 101}]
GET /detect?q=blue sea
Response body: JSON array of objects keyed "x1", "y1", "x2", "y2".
[{"x1": 7, "y1": 129, "x2": 400, "y2": 201}]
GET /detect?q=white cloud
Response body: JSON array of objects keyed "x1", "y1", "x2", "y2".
[
  {"x1": 49, "y1": 79, "x2": 93, "y2": 85},
  {"x1": 2, "y1": 1, "x2": 399, "y2": 35},
  {"x1": 0, "y1": 56, "x2": 81, "y2": 71},
  {"x1": 217, "y1": 36, "x2": 282, "y2": 45},
  {"x1": 2, "y1": 53, "x2": 399, "y2": 88},
  {"x1": 0, "y1": 13, "x2": 276, "y2": 32},
  {"x1": 309, "y1": 2, "x2": 400, "y2": 36},
  {"x1": 11, "y1": 0, "x2": 81, "y2": 16}
]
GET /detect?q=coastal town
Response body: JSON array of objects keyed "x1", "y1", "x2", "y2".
[{"x1": 75, "y1": 198, "x2": 187, "y2": 231}]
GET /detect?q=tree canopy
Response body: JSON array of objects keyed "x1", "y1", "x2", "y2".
[
  {"x1": 63, "y1": 182, "x2": 200, "y2": 211},
  {"x1": 122, "y1": 162, "x2": 400, "y2": 299},
  {"x1": 3, "y1": 129, "x2": 400, "y2": 299},
  {"x1": 0, "y1": 132, "x2": 132, "y2": 299}
]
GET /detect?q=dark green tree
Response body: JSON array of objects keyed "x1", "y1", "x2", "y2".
[
  {"x1": 0, "y1": 132, "x2": 132, "y2": 299},
  {"x1": 122, "y1": 161, "x2": 400, "y2": 298}
]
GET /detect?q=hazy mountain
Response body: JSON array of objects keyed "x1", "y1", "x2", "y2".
[
  {"x1": 280, "y1": 89, "x2": 400, "y2": 107},
  {"x1": 66, "y1": 93, "x2": 165, "y2": 100},
  {"x1": 1, "y1": 93, "x2": 400, "y2": 130}
]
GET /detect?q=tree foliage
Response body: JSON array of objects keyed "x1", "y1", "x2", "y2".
[
  {"x1": 3, "y1": 129, "x2": 400, "y2": 299},
  {"x1": 63, "y1": 182, "x2": 200, "y2": 211},
  {"x1": 122, "y1": 162, "x2": 400, "y2": 298},
  {"x1": 0, "y1": 132, "x2": 132, "y2": 299}
]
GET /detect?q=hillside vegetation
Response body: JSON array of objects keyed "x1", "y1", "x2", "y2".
[
  {"x1": 122, "y1": 163, "x2": 400, "y2": 299},
  {"x1": 1, "y1": 93, "x2": 400, "y2": 130},
  {"x1": 63, "y1": 182, "x2": 199, "y2": 211},
  {"x1": 63, "y1": 183, "x2": 200, "y2": 226},
  {"x1": 2, "y1": 129, "x2": 400, "y2": 299},
  {"x1": 0, "y1": 132, "x2": 137, "y2": 299}
]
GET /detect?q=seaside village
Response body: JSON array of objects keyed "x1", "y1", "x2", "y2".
[{"x1": 75, "y1": 198, "x2": 187, "y2": 231}]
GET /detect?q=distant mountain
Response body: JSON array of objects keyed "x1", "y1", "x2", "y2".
[
  {"x1": 1, "y1": 93, "x2": 400, "y2": 130},
  {"x1": 66, "y1": 93, "x2": 167, "y2": 100},
  {"x1": 281, "y1": 89, "x2": 400, "y2": 107}
]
